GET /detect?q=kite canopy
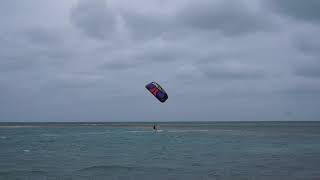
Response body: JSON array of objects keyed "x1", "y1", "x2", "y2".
[{"x1": 145, "y1": 82, "x2": 168, "y2": 103}]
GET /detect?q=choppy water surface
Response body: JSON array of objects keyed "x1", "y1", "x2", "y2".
[{"x1": 0, "y1": 121, "x2": 320, "y2": 180}]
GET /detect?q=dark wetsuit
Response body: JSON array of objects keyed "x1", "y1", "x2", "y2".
[{"x1": 153, "y1": 124, "x2": 157, "y2": 130}]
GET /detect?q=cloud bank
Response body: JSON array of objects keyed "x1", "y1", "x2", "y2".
[{"x1": 1, "y1": 0, "x2": 319, "y2": 121}]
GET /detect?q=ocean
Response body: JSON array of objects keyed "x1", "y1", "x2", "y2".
[{"x1": 0, "y1": 121, "x2": 320, "y2": 180}]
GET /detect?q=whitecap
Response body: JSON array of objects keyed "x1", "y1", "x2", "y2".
[
  {"x1": 79, "y1": 131, "x2": 110, "y2": 135},
  {"x1": 128, "y1": 130, "x2": 151, "y2": 133},
  {"x1": 168, "y1": 129, "x2": 209, "y2": 133}
]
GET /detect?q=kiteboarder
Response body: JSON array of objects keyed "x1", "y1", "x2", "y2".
[{"x1": 146, "y1": 82, "x2": 167, "y2": 132}]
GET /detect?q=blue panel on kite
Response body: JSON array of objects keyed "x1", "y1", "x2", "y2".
[{"x1": 145, "y1": 82, "x2": 168, "y2": 103}]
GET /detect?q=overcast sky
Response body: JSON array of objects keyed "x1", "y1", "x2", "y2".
[{"x1": 1, "y1": 0, "x2": 320, "y2": 122}]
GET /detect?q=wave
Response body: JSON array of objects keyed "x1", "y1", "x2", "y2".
[
  {"x1": 167, "y1": 129, "x2": 209, "y2": 133},
  {"x1": 78, "y1": 165, "x2": 174, "y2": 174},
  {"x1": 128, "y1": 129, "x2": 210, "y2": 133},
  {"x1": 78, "y1": 131, "x2": 110, "y2": 135},
  {"x1": 0, "y1": 170, "x2": 47, "y2": 176},
  {"x1": 128, "y1": 130, "x2": 152, "y2": 133},
  {"x1": 128, "y1": 129, "x2": 164, "y2": 133},
  {"x1": 82, "y1": 123, "x2": 99, "y2": 126},
  {"x1": 41, "y1": 133, "x2": 59, "y2": 137},
  {"x1": 78, "y1": 165, "x2": 134, "y2": 172}
]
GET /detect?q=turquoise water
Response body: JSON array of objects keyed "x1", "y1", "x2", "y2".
[{"x1": 0, "y1": 122, "x2": 320, "y2": 180}]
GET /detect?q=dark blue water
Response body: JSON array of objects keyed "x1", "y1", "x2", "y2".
[{"x1": 0, "y1": 122, "x2": 320, "y2": 180}]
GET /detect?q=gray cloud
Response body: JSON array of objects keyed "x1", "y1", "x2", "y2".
[
  {"x1": 200, "y1": 62, "x2": 265, "y2": 80},
  {"x1": 294, "y1": 31, "x2": 320, "y2": 56},
  {"x1": 292, "y1": 27, "x2": 320, "y2": 79},
  {"x1": 0, "y1": 0, "x2": 320, "y2": 121},
  {"x1": 122, "y1": 11, "x2": 173, "y2": 40},
  {"x1": 70, "y1": 0, "x2": 117, "y2": 39},
  {"x1": 24, "y1": 27, "x2": 62, "y2": 45},
  {"x1": 284, "y1": 81, "x2": 320, "y2": 95},
  {"x1": 177, "y1": 0, "x2": 272, "y2": 36},
  {"x1": 295, "y1": 65, "x2": 320, "y2": 79},
  {"x1": 267, "y1": 0, "x2": 320, "y2": 23},
  {"x1": 102, "y1": 58, "x2": 142, "y2": 70},
  {"x1": 204, "y1": 68, "x2": 264, "y2": 80}
]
